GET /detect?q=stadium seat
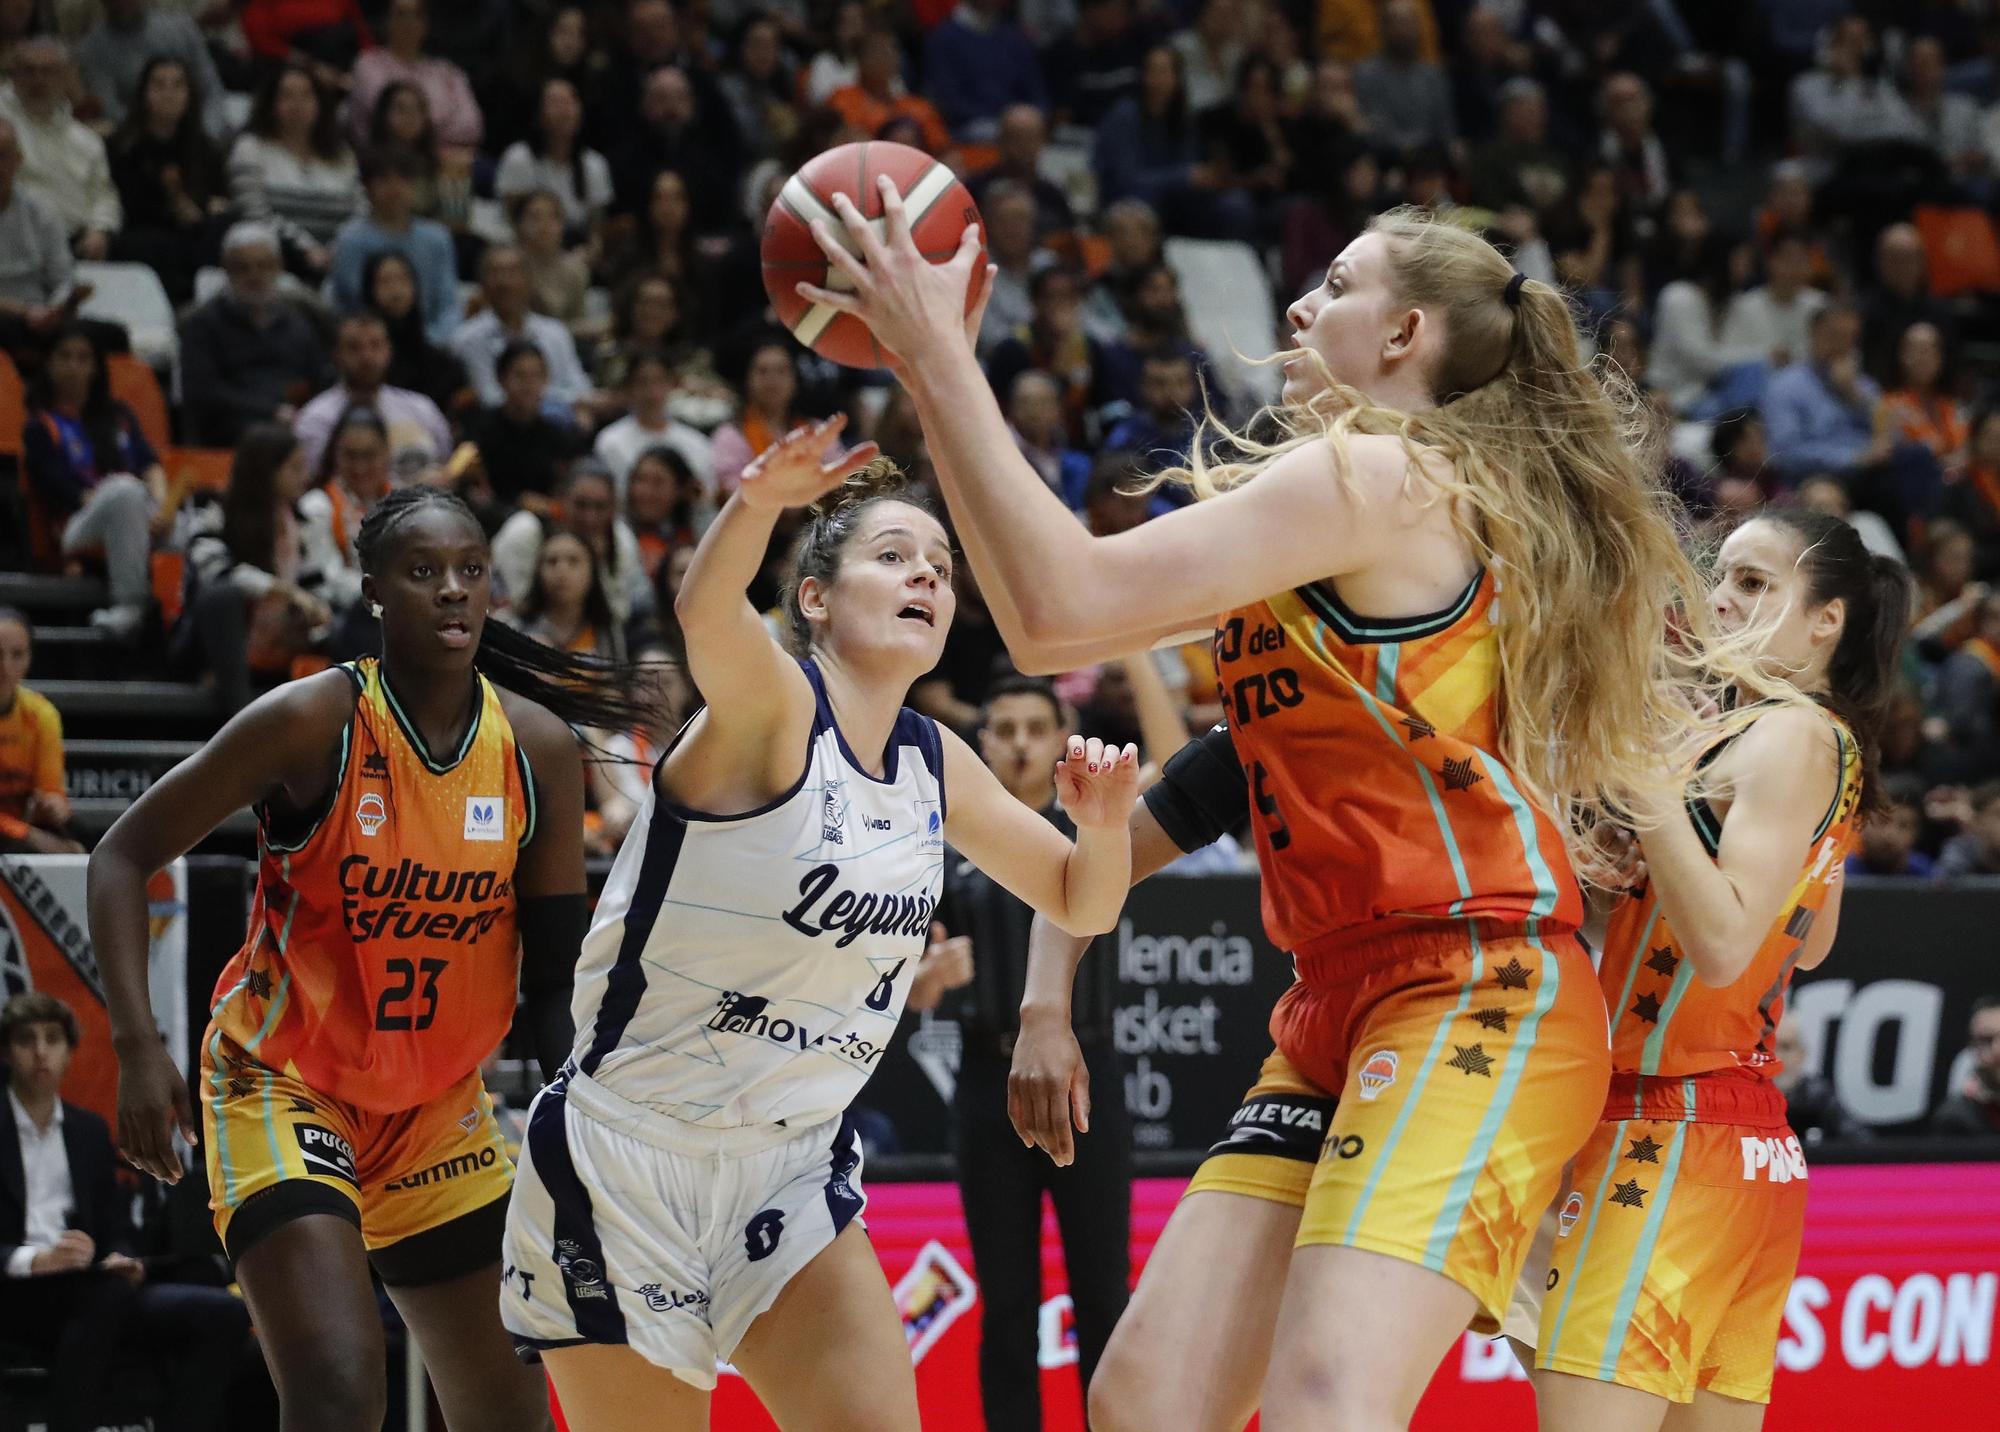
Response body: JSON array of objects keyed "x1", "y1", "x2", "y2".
[
  {"x1": 1163, "y1": 237, "x2": 1284, "y2": 412},
  {"x1": 0, "y1": 349, "x2": 24, "y2": 460},
  {"x1": 107, "y1": 352, "x2": 172, "y2": 458},
  {"x1": 76, "y1": 261, "x2": 179, "y2": 379}
]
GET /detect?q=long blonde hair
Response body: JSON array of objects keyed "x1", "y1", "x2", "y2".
[{"x1": 1161, "y1": 208, "x2": 1790, "y2": 879}]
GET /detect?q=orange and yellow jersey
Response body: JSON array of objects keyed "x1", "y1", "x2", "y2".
[
  {"x1": 209, "y1": 658, "x2": 537, "y2": 1114},
  {"x1": 0, "y1": 686, "x2": 65, "y2": 836},
  {"x1": 1214, "y1": 569, "x2": 1583, "y2": 975},
  {"x1": 1598, "y1": 709, "x2": 1862, "y2": 1122}
]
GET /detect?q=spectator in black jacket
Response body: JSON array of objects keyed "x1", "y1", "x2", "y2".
[
  {"x1": 1773, "y1": 1013, "x2": 1870, "y2": 1145},
  {"x1": 179, "y1": 221, "x2": 331, "y2": 446},
  {"x1": 464, "y1": 338, "x2": 586, "y2": 517},
  {"x1": 1, "y1": 992, "x2": 252, "y2": 1432},
  {"x1": 1931, "y1": 997, "x2": 2000, "y2": 1138}
]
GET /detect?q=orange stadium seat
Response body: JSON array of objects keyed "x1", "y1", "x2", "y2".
[{"x1": 106, "y1": 353, "x2": 171, "y2": 459}]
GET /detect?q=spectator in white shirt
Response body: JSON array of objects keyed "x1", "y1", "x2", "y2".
[
  {"x1": 449, "y1": 243, "x2": 598, "y2": 416},
  {"x1": 0, "y1": 37, "x2": 120, "y2": 257},
  {"x1": 1719, "y1": 230, "x2": 1826, "y2": 372},
  {"x1": 591, "y1": 346, "x2": 712, "y2": 503},
  {"x1": 1789, "y1": 15, "x2": 1923, "y2": 181},
  {"x1": 494, "y1": 77, "x2": 613, "y2": 242}
]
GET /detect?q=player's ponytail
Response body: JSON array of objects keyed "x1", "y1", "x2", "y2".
[
  {"x1": 355, "y1": 485, "x2": 657, "y2": 733},
  {"x1": 1754, "y1": 507, "x2": 1915, "y2": 813}
]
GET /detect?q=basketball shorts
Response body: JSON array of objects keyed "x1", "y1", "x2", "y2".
[
  {"x1": 1537, "y1": 1116, "x2": 1808, "y2": 1403},
  {"x1": 1187, "y1": 929, "x2": 1609, "y2": 1333},
  {"x1": 500, "y1": 1074, "x2": 867, "y2": 1391},
  {"x1": 200, "y1": 1026, "x2": 513, "y2": 1285}
]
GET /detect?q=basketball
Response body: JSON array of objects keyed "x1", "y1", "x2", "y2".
[{"x1": 762, "y1": 140, "x2": 987, "y2": 370}]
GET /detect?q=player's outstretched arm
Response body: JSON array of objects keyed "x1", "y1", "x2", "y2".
[
  {"x1": 940, "y1": 725, "x2": 1137, "y2": 938},
  {"x1": 88, "y1": 671, "x2": 358, "y2": 1182},
  {"x1": 1012, "y1": 721, "x2": 1249, "y2": 1163},
  {"x1": 667, "y1": 416, "x2": 873, "y2": 804},
  {"x1": 800, "y1": 176, "x2": 1432, "y2": 668}
]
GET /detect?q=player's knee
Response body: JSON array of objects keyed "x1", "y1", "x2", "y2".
[
  {"x1": 1259, "y1": 1358, "x2": 1403, "y2": 1432},
  {"x1": 275, "y1": 1359, "x2": 386, "y2": 1432},
  {"x1": 1085, "y1": 1342, "x2": 1168, "y2": 1432}
]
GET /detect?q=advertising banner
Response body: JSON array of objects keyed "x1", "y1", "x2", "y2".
[
  {"x1": 0, "y1": 854, "x2": 187, "y2": 1124},
  {"x1": 701, "y1": 1163, "x2": 2000, "y2": 1431}
]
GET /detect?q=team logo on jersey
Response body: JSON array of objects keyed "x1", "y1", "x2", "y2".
[
  {"x1": 293, "y1": 1124, "x2": 358, "y2": 1184},
  {"x1": 555, "y1": 1239, "x2": 608, "y2": 1300},
  {"x1": 821, "y1": 779, "x2": 844, "y2": 845},
  {"x1": 355, "y1": 792, "x2": 388, "y2": 837},
  {"x1": 464, "y1": 796, "x2": 505, "y2": 841},
  {"x1": 1558, "y1": 1190, "x2": 1585, "y2": 1237},
  {"x1": 638, "y1": 1283, "x2": 710, "y2": 1314},
  {"x1": 1357, "y1": 1049, "x2": 1399, "y2": 1101}
]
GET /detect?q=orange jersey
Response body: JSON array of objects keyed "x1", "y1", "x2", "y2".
[
  {"x1": 1214, "y1": 570, "x2": 1583, "y2": 974},
  {"x1": 1598, "y1": 710, "x2": 1862, "y2": 1107},
  {"x1": 0, "y1": 686, "x2": 66, "y2": 830},
  {"x1": 209, "y1": 659, "x2": 536, "y2": 1113}
]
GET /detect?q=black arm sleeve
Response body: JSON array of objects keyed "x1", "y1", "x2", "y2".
[
  {"x1": 518, "y1": 893, "x2": 588, "y2": 1085},
  {"x1": 1142, "y1": 722, "x2": 1250, "y2": 854}
]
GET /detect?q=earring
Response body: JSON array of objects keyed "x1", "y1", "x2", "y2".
[{"x1": 369, "y1": 602, "x2": 384, "y2": 619}]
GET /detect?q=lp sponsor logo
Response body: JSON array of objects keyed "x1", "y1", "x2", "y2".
[
  {"x1": 1741, "y1": 1134, "x2": 1809, "y2": 1183},
  {"x1": 463, "y1": 796, "x2": 505, "y2": 841}
]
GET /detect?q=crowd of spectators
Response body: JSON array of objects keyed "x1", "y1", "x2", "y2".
[{"x1": 1, "y1": 4, "x2": 1999, "y2": 865}]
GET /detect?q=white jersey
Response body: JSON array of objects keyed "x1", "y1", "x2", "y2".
[{"x1": 567, "y1": 661, "x2": 946, "y2": 1134}]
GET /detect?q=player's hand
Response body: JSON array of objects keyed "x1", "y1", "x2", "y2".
[
  {"x1": 116, "y1": 1037, "x2": 195, "y2": 1184},
  {"x1": 31, "y1": 1230, "x2": 96, "y2": 1274},
  {"x1": 1009, "y1": 1009, "x2": 1090, "y2": 1166},
  {"x1": 1053, "y1": 736, "x2": 1140, "y2": 830},
  {"x1": 797, "y1": 174, "x2": 995, "y2": 368},
  {"x1": 735, "y1": 414, "x2": 879, "y2": 513}
]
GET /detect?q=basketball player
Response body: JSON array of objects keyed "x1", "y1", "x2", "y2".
[
  {"x1": 803, "y1": 189, "x2": 1790, "y2": 1430},
  {"x1": 1536, "y1": 509, "x2": 1912, "y2": 1431},
  {"x1": 93, "y1": 487, "x2": 654, "y2": 1432},
  {"x1": 498, "y1": 418, "x2": 1140, "y2": 1432}
]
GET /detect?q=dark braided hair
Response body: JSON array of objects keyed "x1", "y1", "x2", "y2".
[
  {"x1": 355, "y1": 486, "x2": 656, "y2": 732},
  {"x1": 1753, "y1": 507, "x2": 1915, "y2": 816},
  {"x1": 782, "y1": 460, "x2": 943, "y2": 651}
]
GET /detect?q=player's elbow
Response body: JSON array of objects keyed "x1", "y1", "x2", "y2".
[{"x1": 1685, "y1": 935, "x2": 1756, "y2": 989}]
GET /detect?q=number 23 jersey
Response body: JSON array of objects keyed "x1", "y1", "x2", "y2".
[{"x1": 208, "y1": 658, "x2": 535, "y2": 1113}]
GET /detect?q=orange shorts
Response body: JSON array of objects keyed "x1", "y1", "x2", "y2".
[
  {"x1": 1188, "y1": 929, "x2": 1609, "y2": 1332},
  {"x1": 200, "y1": 1025, "x2": 513, "y2": 1283},
  {"x1": 1537, "y1": 1113, "x2": 1808, "y2": 1403}
]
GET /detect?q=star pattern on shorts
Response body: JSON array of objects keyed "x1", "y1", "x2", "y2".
[
  {"x1": 1401, "y1": 715, "x2": 1436, "y2": 741},
  {"x1": 1494, "y1": 958, "x2": 1532, "y2": 991},
  {"x1": 1471, "y1": 1007, "x2": 1510, "y2": 1033},
  {"x1": 1631, "y1": 991, "x2": 1663, "y2": 1024},
  {"x1": 1610, "y1": 1179, "x2": 1649, "y2": 1210},
  {"x1": 1447, "y1": 1043, "x2": 1495, "y2": 1078},
  {"x1": 1626, "y1": 1134, "x2": 1664, "y2": 1165},
  {"x1": 1645, "y1": 946, "x2": 1679, "y2": 976},
  {"x1": 246, "y1": 968, "x2": 273, "y2": 1000},
  {"x1": 1440, "y1": 756, "x2": 1483, "y2": 791}
]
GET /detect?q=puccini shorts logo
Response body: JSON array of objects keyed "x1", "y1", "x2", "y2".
[
  {"x1": 1357, "y1": 1050, "x2": 1399, "y2": 1101},
  {"x1": 382, "y1": 1145, "x2": 497, "y2": 1191},
  {"x1": 294, "y1": 1124, "x2": 357, "y2": 1184},
  {"x1": 355, "y1": 792, "x2": 388, "y2": 837},
  {"x1": 464, "y1": 796, "x2": 505, "y2": 841}
]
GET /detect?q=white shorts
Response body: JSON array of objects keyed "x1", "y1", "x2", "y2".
[{"x1": 499, "y1": 1075, "x2": 867, "y2": 1390}]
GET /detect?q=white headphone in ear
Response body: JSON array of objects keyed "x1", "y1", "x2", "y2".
[{"x1": 369, "y1": 602, "x2": 383, "y2": 619}]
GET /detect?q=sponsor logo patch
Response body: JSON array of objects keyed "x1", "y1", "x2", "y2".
[
  {"x1": 1357, "y1": 1049, "x2": 1399, "y2": 1101},
  {"x1": 463, "y1": 796, "x2": 504, "y2": 841},
  {"x1": 294, "y1": 1123, "x2": 358, "y2": 1184}
]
